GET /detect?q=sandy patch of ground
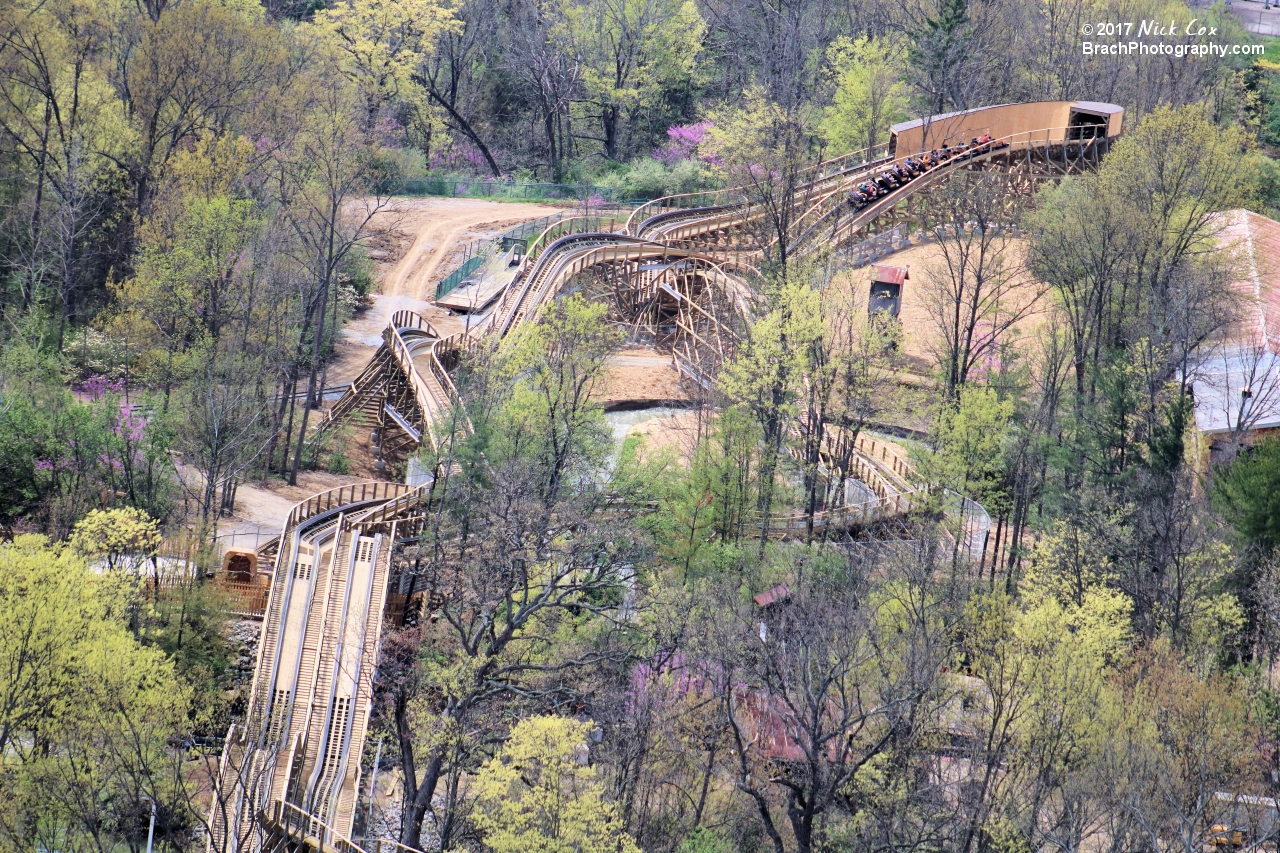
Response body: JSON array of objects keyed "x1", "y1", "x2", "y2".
[
  {"x1": 832, "y1": 237, "x2": 1052, "y2": 369},
  {"x1": 602, "y1": 347, "x2": 690, "y2": 406},
  {"x1": 220, "y1": 470, "x2": 395, "y2": 548},
  {"x1": 816, "y1": 237, "x2": 1055, "y2": 435},
  {"x1": 622, "y1": 409, "x2": 704, "y2": 462},
  {"x1": 373, "y1": 198, "x2": 570, "y2": 301},
  {"x1": 214, "y1": 485, "x2": 295, "y2": 552},
  {"x1": 325, "y1": 199, "x2": 570, "y2": 387}
]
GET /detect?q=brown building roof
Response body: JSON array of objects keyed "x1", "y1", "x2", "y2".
[
  {"x1": 871, "y1": 264, "x2": 909, "y2": 286},
  {"x1": 1218, "y1": 209, "x2": 1280, "y2": 353},
  {"x1": 753, "y1": 584, "x2": 792, "y2": 608}
]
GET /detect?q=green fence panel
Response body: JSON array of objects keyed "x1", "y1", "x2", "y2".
[{"x1": 436, "y1": 254, "x2": 488, "y2": 299}]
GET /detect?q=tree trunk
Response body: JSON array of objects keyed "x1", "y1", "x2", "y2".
[
  {"x1": 400, "y1": 749, "x2": 445, "y2": 849},
  {"x1": 26, "y1": 101, "x2": 52, "y2": 311},
  {"x1": 603, "y1": 103, "x2": 620, "y2": 161},
  {"x1": 544, "y1": 110, "x2": 559, "y2": 182},
  {"x1": 289, "y1": 280, "x2": 328, "y2": 484},
  {"x1": 414, "y1": 76, "x2": 503, "y2": 177}
]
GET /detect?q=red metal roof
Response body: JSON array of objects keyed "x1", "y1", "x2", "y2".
[
  {"x1": 871, "y1": 264, "x2": 909, "y2": 285},
  {"x1": 1219, "y1": 210, "x2": 1280, "y2": 354},
  {"x1": 753, "y1": 584, "x2": 792, "y2": 608}
]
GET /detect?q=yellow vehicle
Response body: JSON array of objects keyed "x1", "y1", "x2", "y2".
[{"x1": 1208, "y1": 823, "x2": 1247, "y2": 848}]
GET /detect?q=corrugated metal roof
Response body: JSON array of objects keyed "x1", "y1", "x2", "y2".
[
  {"x1": 1217, "y1": 209, "x2": 1280, "y2": 354},
  {"x1": 1189, "y1": 345, "x2": 1280, "y2": 435},
  {"x1": 1191, "y1": 210, "x2": 1280, "y2": 435},
  {"x1": 753, "y1": 584, "x2": 791, "y2": 608},
  {"x1": 871, "y1": 264, "x2": 909, "y2": 285}
]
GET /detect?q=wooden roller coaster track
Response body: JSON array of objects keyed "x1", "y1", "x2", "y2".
[{"x1": 212, "y1": 101, "x2": 1122, "y2": 853}]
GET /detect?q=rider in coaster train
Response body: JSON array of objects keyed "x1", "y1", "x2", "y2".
[
  {"x1": 844, "y1": 178, "x2": 885, "y2": 207},
  {"x1": 848, "y1": 180, "x2": 878, "y2": 208}
]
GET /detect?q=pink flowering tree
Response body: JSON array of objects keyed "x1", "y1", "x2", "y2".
[
  {"x1": 9, "y1": 367, "x2": 174, "y2": 535},
  {"x1": 655, "y1": 121, "x2": 716, "y2": 165}
]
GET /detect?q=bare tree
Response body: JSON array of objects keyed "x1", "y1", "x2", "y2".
[
  {"x1": 390, "y1": 297, "x2": 637, "y2": 850},
  {"x1": 700, "y1": 0, "x2": 834, "y2": 112},
  {"x1": 1193, "y1": 331, "x2": 1280, "y2": 458},
  {"x1": 410, "y1": 0, "x2": 504, "y2": 175},
  {"x1": 192, "y1": 725, "x2": 282, "y2": 853},
  {"x1": 794, "y1": 270, "x2": 897, "y2": 539},
  {"x1": 920, "y1": 172, "x2": 1041, "y2": 397},
  {"x1": 274, "y1": 77, "x2": 392, "y2": 484},
  {"x1": 503, "y1": 0, "x2": 583, "y2": 182},
  {"x1": 694, "y1": 550, "x2": 948, "y2": 853},
  {"x1": 174, "y1": 352, "x2": 272, "y2": 530}
]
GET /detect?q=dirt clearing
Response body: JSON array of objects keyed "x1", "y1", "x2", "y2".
[
  {"x1": 327, "y1": 198, "x2": 572, "y2": 386},
  {"x1": 602, "y1": 347, "x2": 690, "y2": 408},
  {"x1": 371, "y1": 197, "x2": 571, "y2": 301},
  {"x1": 830, "y1": 238, "x2": 1052, "y2": 368}
]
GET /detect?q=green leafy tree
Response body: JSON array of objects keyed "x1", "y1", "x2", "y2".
[
  {"x1": 720, "y1": 280, "x2": 819, "y2": 548},
  {"x1": 489, "y1": 294, "x2": 622, "y2": 505},
  {"x1": 956, "y1": 589, "x2": 1132, "y2": 853},
  {"x1": 69, "y1": 506, "x2": 162, "y2": 571},
  {"x1": 908, "y1": 0, "x2": 992, "y2": 115},
  {"x1": 0, "y1": 534, "x2": 192, "y2": 852},
  {"x1": 623, "y1": 405, "x2": 759, "y2": 579},
  {"x1": 819, "y1": 35, "x2": 911, "y2": 156},
  {"x1": 915, "y1": 384, "x2": 1013, "y2": 511},
  {"x1": 1214, "y1": 435, "x2": 1280, "y2": 555},
  {"x1": 474, "y1": 716, "x2": 642, "y2": 853},
  {"x1": 559, "y1": 0, "x2": 706, "y2": 160},
  {"x1": 702, "y1": 88, "x2": 818, "y2": 274},
  {"x1": 311, "y1": 0, "x2": 459, "y2": 126},
  {"x1": 392, "y1": 293, "x2": 633, "y2": 851},
  {"x1": 1020, "y1": 514, "x2": 1127, "y2": 608}
]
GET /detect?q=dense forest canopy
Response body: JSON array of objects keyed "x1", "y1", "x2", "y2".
[{"x1": 4, "y1": 0, "x2": 1280, "y2": 850}]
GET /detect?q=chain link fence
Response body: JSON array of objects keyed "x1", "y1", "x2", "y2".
[
  {"x1": 385, "y1": 175, "x2": 641, "y2": 203},
  {"x1": 435, "y1": 206, "x2": 634, "y2": 299}
]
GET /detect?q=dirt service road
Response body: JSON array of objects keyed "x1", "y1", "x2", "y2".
[
  {"x1": 375, "y1": 198, "x2": 569, "y2": 301},
  {"x1": 330, "y1": 198, "x2": 571, "y2": 383}
]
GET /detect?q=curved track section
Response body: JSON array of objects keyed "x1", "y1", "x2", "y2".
[
  {"x1": 631, "y1": 101, "x2": 1121, "y2": 258},
  {"x1": 214, "y1": 101, "x2": 1121, "y2": 852},
  {"x1": 623, "y1": 139, "x2": 894, "y2": 238},
  {"x1": 313, "y1": 312, "x2": 464, "y2": 458},
  {"x1": 790, "y1": 128, "x2": 1113, "y2": 255},
  {"x1": 492, "y1": 233, "x2": 756, "y2": 336}
]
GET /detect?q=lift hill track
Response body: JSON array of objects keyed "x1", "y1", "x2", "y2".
[{"x1": 209, "y1": 100, "x2": 1123, "y2": 853}]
